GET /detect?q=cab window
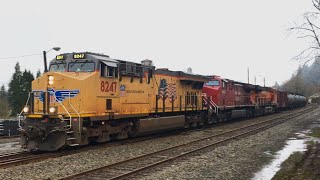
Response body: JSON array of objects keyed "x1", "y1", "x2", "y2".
[
  {"x1": 49, "y1": 63, "x2": 66, "y2": 72},
  {"x1": 68, "y1": 62, "x2": 95, "y2": 72},
  {"x1": 205, "y1": 80, "x2": 220, "y2": 86},
  {"x1": 101, "y1": 62, "x2": 118, "y2": 78}
]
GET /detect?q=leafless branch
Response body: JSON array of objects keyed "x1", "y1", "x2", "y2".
[
  {"x1": 290, "y1": 1, "x2": 320, "y2": 64},
  {"x1": 306, "y1": 17, "x2": 320, "y2": 48},
  {"x1": 313, "y1": 0, "x2": 320, "y2": 11},
  {"x1": 297, "y1": 35, "x2": 317, "y2": 39},
  {"x1": 290, "y1": 27, "x2": 314, "y2": 33},
  {"x1": 292, "y1": 47, "x2": 318, "y2": 61},
  {"x1": 310, "y1": 22, "x2": 320, "y2": 30}
]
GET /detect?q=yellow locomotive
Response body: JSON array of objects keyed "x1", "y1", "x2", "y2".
[{"x1": 20, "y1": 52, "x2": 209, "y2": 151}]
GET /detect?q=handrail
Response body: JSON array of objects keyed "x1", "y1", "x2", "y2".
[
  {"x1": 257, "y1": 97, "x2": 272, "y2": 106},
  {"x1": 209, "y1": 96, "x2": 219, "y2": 115},
  {"x1": 202, "y1": 94, "x2": 219, "y2": 115},
  {"x1": 52, "y1": 94, "x2": 72, "y2": 129},
  {"x1": 67, "y1": 92, "x2": 81, "y2": 135},
  {"x1": 18, "y1": 92, "x2": 31, "y2": 129}
]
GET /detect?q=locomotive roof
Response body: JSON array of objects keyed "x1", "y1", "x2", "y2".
[
  {"x1": 51, "y1": 52, "x2": 156, "y2": 67},
  {"x1": 51, "y1": 52, "x2": 118, "y2": 64},
  {"x1": 206, "y1": 75, "x2": 276, "y2": 92},
  {"x1": 51, "y1": 52, "x2": 208, "y2": 82},
  {"x1": 155, "y1": 69, "x2": 209, "y2": 82}
]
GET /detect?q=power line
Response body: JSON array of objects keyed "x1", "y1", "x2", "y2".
[{"x1": 0, "y1": 53, "x2": 42, "y2": 60}]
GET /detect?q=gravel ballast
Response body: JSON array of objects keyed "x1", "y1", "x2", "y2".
[{"x1": 0, "y1": 107, "x2": 317, "y2": 180}]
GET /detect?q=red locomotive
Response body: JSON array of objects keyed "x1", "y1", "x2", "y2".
[{"x1": 202, "y1": 75, "x2": 306, "y2": 122}]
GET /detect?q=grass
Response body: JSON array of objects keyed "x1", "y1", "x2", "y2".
[
  {"x1": 272, "y1": 141, "x2": 317, "y2": 180},
  {"x1": 310, "y1": 127, "x2": 320, "y2": 138},
  {"x1": 272, "y1": 151, "x2": 305, "y2": 180}
]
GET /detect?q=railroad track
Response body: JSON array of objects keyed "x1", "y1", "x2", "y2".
[
  {"x1": 0, "y1": 135, "x2": 20, "y2": 139},
  {"x1": 0, "y1": 151, "x2": 61, "y2": 168},
  {"x1": 0, "y1": 106, "x2": 313, "y2": 170},
  {"x1": 0, "y1": 126, "x2": 189, "y2": 169},
  {"x1": 60, "y1": 105, "x2": 318, "y2": 180}
]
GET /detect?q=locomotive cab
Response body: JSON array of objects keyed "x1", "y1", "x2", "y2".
[
  {"x1": 203, "y1": 77, "x2": 221, "y2": 104},
  {"x1": 20, "y1": 52, "x2": 122, "y2": 151}
]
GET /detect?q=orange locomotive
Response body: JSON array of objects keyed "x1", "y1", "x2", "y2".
[{"x1": 19, "y1": 52, "x2": 209, "y2": 151}]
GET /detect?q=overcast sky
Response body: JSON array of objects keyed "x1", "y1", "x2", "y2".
[{"x1": 0, "y1": 0, "x2": 314, "y2": 87}]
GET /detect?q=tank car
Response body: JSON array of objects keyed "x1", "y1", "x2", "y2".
[
  {"x1": 19, "y1": 52, "x2": 209, "y2": 151},
  {"x1": 287, "y1": 94, "x2": 307, "y2": 108}
]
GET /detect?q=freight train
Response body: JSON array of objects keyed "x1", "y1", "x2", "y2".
[
  {"x1": 0, "y1": 119, "x2": 19, "y2": 136},
  {"x1": 18, "y1": 52, "x2": 307, "y2": 151}
]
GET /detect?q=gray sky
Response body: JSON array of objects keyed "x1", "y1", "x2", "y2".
[{"x1": 0, "y1": 0, "x2": 313, "y2": 87}]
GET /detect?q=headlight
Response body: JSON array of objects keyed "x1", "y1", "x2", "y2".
[
  {"x1": 48, "y1": 76, "x2": 54, "y2": 85},
  {"x1": 49, "y1": 107, "x2": 57, "y2": 114},
  {"x1": 23, "y1": 106, "x2": 30, "y2": 113}
]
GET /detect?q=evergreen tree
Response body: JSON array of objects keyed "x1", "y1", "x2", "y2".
[
  {"x1": 21, "y1": 70, "x2": 34, "y2": 106},
  {"x1": 273, "y1": 82, "x2": 280, "y2": 90},
  {"x1": 36, "y1": 69, "x2": 41, "y2": 78},
  {"x1": 8, "y1": 62, "x2": 23, "y2": 116},
  {"x1": 0, "y1": 85, "x2": 9, "y2": 117},
  {"x1": 8, "y1": 63, "x2": 35, "y2": 116},
  {"x1": 0, "y1": 85, "x2": 6, "y2": 99}
]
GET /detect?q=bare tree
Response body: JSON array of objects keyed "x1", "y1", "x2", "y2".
[{"x1": 290, "y1": 0, "x2": 320, "y2": 64}]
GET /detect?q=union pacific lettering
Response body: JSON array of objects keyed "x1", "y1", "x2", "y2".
[{"x1": 126, "y1": 90, "x2": 144, "y2": 93}]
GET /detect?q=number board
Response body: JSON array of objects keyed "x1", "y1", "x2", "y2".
[
  {"x1": 73, "y1": 53, "x2": 86, "y2": 59},
  {"x1": 56, "y1": 55, "x2": 65, "y2": 60}
]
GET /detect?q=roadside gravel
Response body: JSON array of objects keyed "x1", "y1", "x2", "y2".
[
  {"x1": 0, "y1": 138, "x2": 21, "y2": 154},
  {"x1": 0, "y1": 107, "x2": 316, "y2": 180}
]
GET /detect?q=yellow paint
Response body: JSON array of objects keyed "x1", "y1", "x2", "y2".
[
  {"x1": 26, "y1": 114, "x2": 43, "y2": 118},
  {"x1": 56, "y1": 55, "x2": 64, "y2": 60},
  {"x1": 30, "y1": 69, "x2": 205, "y2": 119},
  {"x1": 73, "y1": 53, "x2": 86, "y2": 59}
]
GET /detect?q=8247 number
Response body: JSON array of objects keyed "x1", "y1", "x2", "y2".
[{"x1": 101, "y1": 81, "x2": 117, "y2": 92}]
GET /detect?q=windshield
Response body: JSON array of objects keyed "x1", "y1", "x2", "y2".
[
  {"x1": 68, "y1": 62, "x2": 95, "y2": 72},
  {"x1": 49, "y1": 63, "x2": 66, "y2": 72},
  {"x1": 205, "y1": 80, "x2": 220, "y2": 86}
]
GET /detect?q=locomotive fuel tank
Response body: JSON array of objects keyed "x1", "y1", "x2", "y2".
[{"x1": 138, "y1": 115, "x2": 186, "y2": 135}]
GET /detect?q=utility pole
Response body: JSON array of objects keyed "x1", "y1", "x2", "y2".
[
  {"x1": 254, "y1": 76, "x2": 256, "y2": 85},
  {"x1": 43, "y1": 51, "x2": 48, "y2": 72},
  {"x1": 247, "y1": 67, "x2": 249, "y2": 84}
]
